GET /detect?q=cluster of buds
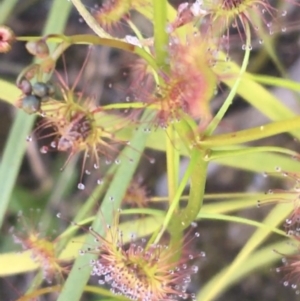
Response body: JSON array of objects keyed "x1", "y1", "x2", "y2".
[
  {"x1": 14, "y1": 40, "x2": 136, "y2": 188},
  {"x1": 16, "y1": 79, "x2": 55, "y2": 114}
]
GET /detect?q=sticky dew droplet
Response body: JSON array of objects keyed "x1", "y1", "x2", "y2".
[
  {"x1": 40, "y1": 146, "x2": 48, "y2": 154},
  {"x1": 149, "y1": 158, "x2": 155, "y2": 164},
  {"x1": 78, "y1": 183, "x2": 85, "y2": 190},
  {"x1": 286, "y1": 218, "x2": 292, "y2": 225},
  {"x1": 191, "y1": 222, "x2": 197, "y2": 228},
  {"x1": 191, "y1": 265, "x2": 199, "y2": 273}
]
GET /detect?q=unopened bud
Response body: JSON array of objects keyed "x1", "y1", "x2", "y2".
[
  {"x1": 0, "y1": 26, "x2": 15, "y2": 53},
  {"x1": 21, "y1": 95, "x2": 41, "y2": 114},
  {"x1": 26, "y1": 39, "x2": 49, "y2": 58}
]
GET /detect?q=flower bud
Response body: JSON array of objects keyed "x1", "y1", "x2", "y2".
[
  {"x1": 0, "y1": 25, "x2": 15, "y2": 53},
  {"x1": 21, "y1": 95, "x2": 41, "y2": 114},
  {"x1": 17, "y1": 78, "x2": 32, "y2": 95},
  {"x1": 32, "y1": 82, "x2": 49, "y2": 98},
  {"x1": 26, "y1": 39, "x2": 49, "y2": 58}
]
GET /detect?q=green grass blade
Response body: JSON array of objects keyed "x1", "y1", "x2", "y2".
[
  {"x1": 198, "y1": 203, "x2": 292, "y2": 301},
  {"x1": 222, "y1": 239, "x2": 292, "y2": 291},
  {"x1": 57, "y1": 113, "x2": 152, "y2": 301},
  {"x1": 249, "y1": 73, "x2": 300, "y2": 92},
  {"x1": 152, "y1": 0, "x2": 168, "y2": 70},
  {"x1": 0, "y1": 0, "x2": 19, "y2": 23},
  {"x1": 0, "y1": 0, "x2": 72, "y2": 227},
  {"x1": 199, "y1": 240, "x2": 292, "y2": 299},
  {"x1": 199, "y1": 212, "x2": 286, "y2": 237}
]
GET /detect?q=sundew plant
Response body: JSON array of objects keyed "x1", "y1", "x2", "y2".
[{"x1": 1, "y1": 0, "x2": 300, "y2": 300}]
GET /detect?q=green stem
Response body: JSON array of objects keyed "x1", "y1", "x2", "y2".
[
  {"x1": 151, "y1": 192, "x2": 267, "y2": 202},
  {"x1": 101, "y1": 102, "x2": 147, "y2": 110},
  {"x1": 70, "y1": 0, "x2": 112, "y2": 38},
  {"x1": 205, "y1": 22, "x2": 251, "y2": 135},
  {"x1": 166, "y1": 126, "x2": 179, "y2": 203},
  {"x1": 152, "y1": 0, "x2": 169, "y2": 71},
  {"x1": 126, "y1": 19, "x2": 144, "y2": 41},
  {"x1": 177, "y1": 150, "x2": 208, "y2": 228},
  {"x1": 162, "y1": 150, "x2": 208, "y2": 260},
  {"x1": 249, "y1": 73, "x2": 300, "y2": 92},
  {"x1": 153, "y1": 149, "x2": 199, "y2": 244},
  {"x1": 200, "y1": 115, "x2": 300, "y2": 147},
  {"x1": 206, "y1": 146, "x2": 299, "y2": 161},
  {"x1": 18, "y1": 34, "x2": 160, "y2": 75},
  {"x1": 173, "y1": 115, "x2": 198, "y2": 155},
  {"x1": 198, "y1": 212, "x2": 286, "y2": 237}
]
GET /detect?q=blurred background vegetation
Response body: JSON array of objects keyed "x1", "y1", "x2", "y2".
[{"x1": 1, "y1": 0, "x2": 300, "y2": 300}]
